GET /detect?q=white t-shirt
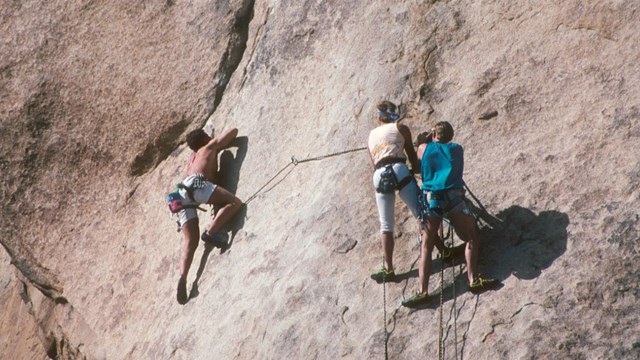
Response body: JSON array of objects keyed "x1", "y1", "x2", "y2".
[{"x1": 368, "y1": 123, "x2": 406, "y2": 165}]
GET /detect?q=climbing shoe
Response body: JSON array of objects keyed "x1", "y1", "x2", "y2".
[
  {"x1": 370, "y1": 267, "x2": 396, "y2": 283},
  {"x1": 401, "y1": 291, "x2": 430, "y2": 307},
  {"x1": 469, "y1": 274, "x2": 499, "y2": 293},
  {"x1": 176, "y1": 276, "x2": 188, "y2": 305},
  {"x1": 201, "y1": 231, "x2": 226, "y2": 249}
]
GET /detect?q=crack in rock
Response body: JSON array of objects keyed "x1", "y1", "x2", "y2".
[
  {"x1": 481, "y1": 302, "x2": 541, "y2": 342},
  {"x1": 1, "y1": 241, "x2": 66, "y2": 303},
  {"x1": 133, "y1": 0, "x2": 256, "y2": 176},
  {"x1": 239, "y1": 6, "x2": 272, "y2": 90}
]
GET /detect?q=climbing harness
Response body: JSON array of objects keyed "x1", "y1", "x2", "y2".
[
  {"x1": 167, "y1": 174, "x2": 208, "y2": 213},
  {"x1": 419, "y1": 188, "x2": 466, "y2": 221},
  {"x1": 167, "y1": 184, "x2": 206, "y2": 214},
  {"x1": 375, "y1": 164, "x2": 414, "y2": 194},
  {"x1": 244, "y1": 146, "x2": 367, "y2": 205},
  {"x1": 167, "y1": 176, "x2": 208, "y2": 231}
]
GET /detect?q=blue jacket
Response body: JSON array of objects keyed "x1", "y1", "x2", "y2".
[{"x1": 421, "y1": 142, "x2": 464, "y2": 192}]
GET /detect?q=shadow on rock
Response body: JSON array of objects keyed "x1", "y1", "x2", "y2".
[
  {"x1": 395, "y1": 243, "x2": 466, "y2": 282},
  {"x1": 404, "y1": 204, "x2": 569, "y2": 309},
  {"x1": 479, "y1": 205, "x2": 570, "y2": 281},
  {"x1": 216, "y1": 136, "x2": 248, "y2": 195},
  {"x1": 189, "y1": 237, "x2": 228, "y2": 301},
  {"x1": 214, "y1": 136, "x2": 249, "y2": 246},
  {"x1": 189, "y1": 243, "x2": 213, "y2": 301}
]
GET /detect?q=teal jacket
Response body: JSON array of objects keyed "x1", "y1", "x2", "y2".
[{"x1": 421, "y1": 142, "x2": 465, "y2": 192}]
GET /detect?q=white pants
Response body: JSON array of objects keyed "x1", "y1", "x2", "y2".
[{"x1": 373, "y1": 163, "x2": 420, "y2": 233}]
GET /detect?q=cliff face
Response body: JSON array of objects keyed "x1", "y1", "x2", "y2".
[{"x1": 2, "y1": 1, "x2": 639, "y2": 359}]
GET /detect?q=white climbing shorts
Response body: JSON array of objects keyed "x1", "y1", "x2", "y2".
[{"x1": 177, "y1": 174, "x2": 217, "y2": 227}]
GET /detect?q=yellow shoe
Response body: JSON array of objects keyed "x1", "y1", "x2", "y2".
[
  {"x1": 370, "y1": 267, "x2": 395, "y2": 283},
  {"x1": 401, "y1": 291, "x2": 429, "y2": 307},
  {"x1": 469, "y1": 275, "x2": 499, "y2": 293}
]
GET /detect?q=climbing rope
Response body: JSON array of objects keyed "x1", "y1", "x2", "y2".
[
  {"x1": 436, "y1": 220, "x2": 462, "y2": 360},
  {"x1": 463, "y1": 183, "x2": 487, "y2": 215},
  {"x1": 291, "y1": 146, "x2": 367, "y2": 165},
  {"x1": 382, "y1": 257, "x2": 389, "y2": 360},
  {"x1": 438, "y1": 223, "x2": 446, "y2": 360},
  {"x1": 450, "y1": 223, "x2": 459, "y2": 360},
  {"x1": 243, "y1": 146, "x2": 367, "y2": 205},
  {"x1": 244, "y1": 161, "x2": 294, "y2": 205},
  {"x1": 464, "y1": 182, "x2": 503, "y2": 228}
]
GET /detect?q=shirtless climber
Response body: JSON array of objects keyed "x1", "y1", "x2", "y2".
[{"x1": 176, "y1": 128, "x2": 243, "y2": 305}]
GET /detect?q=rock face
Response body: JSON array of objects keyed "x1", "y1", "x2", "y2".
[{"x1": 2, "y1": 0, "x2": 639, "y2": 359}]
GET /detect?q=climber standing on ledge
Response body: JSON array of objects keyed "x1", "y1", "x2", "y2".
[
  {"x1": 367, "y1": 100, "x2": 420, "y2": 282},
  {"x1": 402, "y1": 121, "x2": 499, "y2": 307},
  {"x1": 175, "y1": 128, "x2": 243, "y2": 305},
  {"x1": 367, "y1": 100, "x2": 451, "y2": 283}
]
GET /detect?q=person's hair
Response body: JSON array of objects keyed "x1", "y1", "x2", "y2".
[
  {"x1": 433, "y1": 121, "x2": 454, "y2": 143},
  {"x1": 376, "y1": 100, "x2": 398, "y2": 123},
  {"x1": 186, "y1": 129, "x2": 210, "y2": 151}
]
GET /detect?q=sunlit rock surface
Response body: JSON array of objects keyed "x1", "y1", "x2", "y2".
[{"x1": 1, "y1": 1, "x2": 639, "y2": 358}]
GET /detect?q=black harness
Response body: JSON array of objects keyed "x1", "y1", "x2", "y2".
[
  {"x1": 418, "y1": 189, "x2": 465, "y2": 220},
  {"x1": 375, "y1": 160, "x2": 414, "y2": 194}
]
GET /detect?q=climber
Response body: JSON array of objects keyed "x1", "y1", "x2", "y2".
[
  {"x1": 402, "y1": 121, "x2": 498, "y2": 307},
  {"x1": 175, "y1": 128, "x2": 243, "y2": 305},
  {"x1": 367, "y1": 100, "x2": 451, "y2": 283}
]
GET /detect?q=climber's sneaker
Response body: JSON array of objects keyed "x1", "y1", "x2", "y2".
[
  {"x1": 370, "y1": 267, "x2": 396, "y2": 283},
  {"x1": 401, "y1": 291, "x2": 430, "y2": 307},
  {"x1": 201, "y1": 231, "x2": 226, "y2": 249},
  {"x1": 469, "y1": 274, "x2": 499, "y2": 293},
  {"x1": 176, "y1": 276, "x2": 188, "y2": 305}
]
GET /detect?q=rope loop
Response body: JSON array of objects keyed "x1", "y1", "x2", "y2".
[{"x1": 243, "y1": 147, "x2": 366, "y2": 205}]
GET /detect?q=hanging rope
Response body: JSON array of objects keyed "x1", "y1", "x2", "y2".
[
  {"x1": 437, "y1": 219, "x2": 462, "y2": 360},
  {"x1": 244, "y1": 161, "x2": 294, "y2": 205},
  {"x1": 450, "y1": 223, "x2": 459, "y2": 360},
  {"x1": 243, "y1": 147, "x2": 367, "y2": 205},
  {"x1": 382, "y1": 257, "x2": 389, "y2": 360},
  {"x1": 464, "y1": 182, "x2": 503, "y2": 227},
  {"x1": 438, "y1": 223, "x2": 446, "y2": 360}
]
